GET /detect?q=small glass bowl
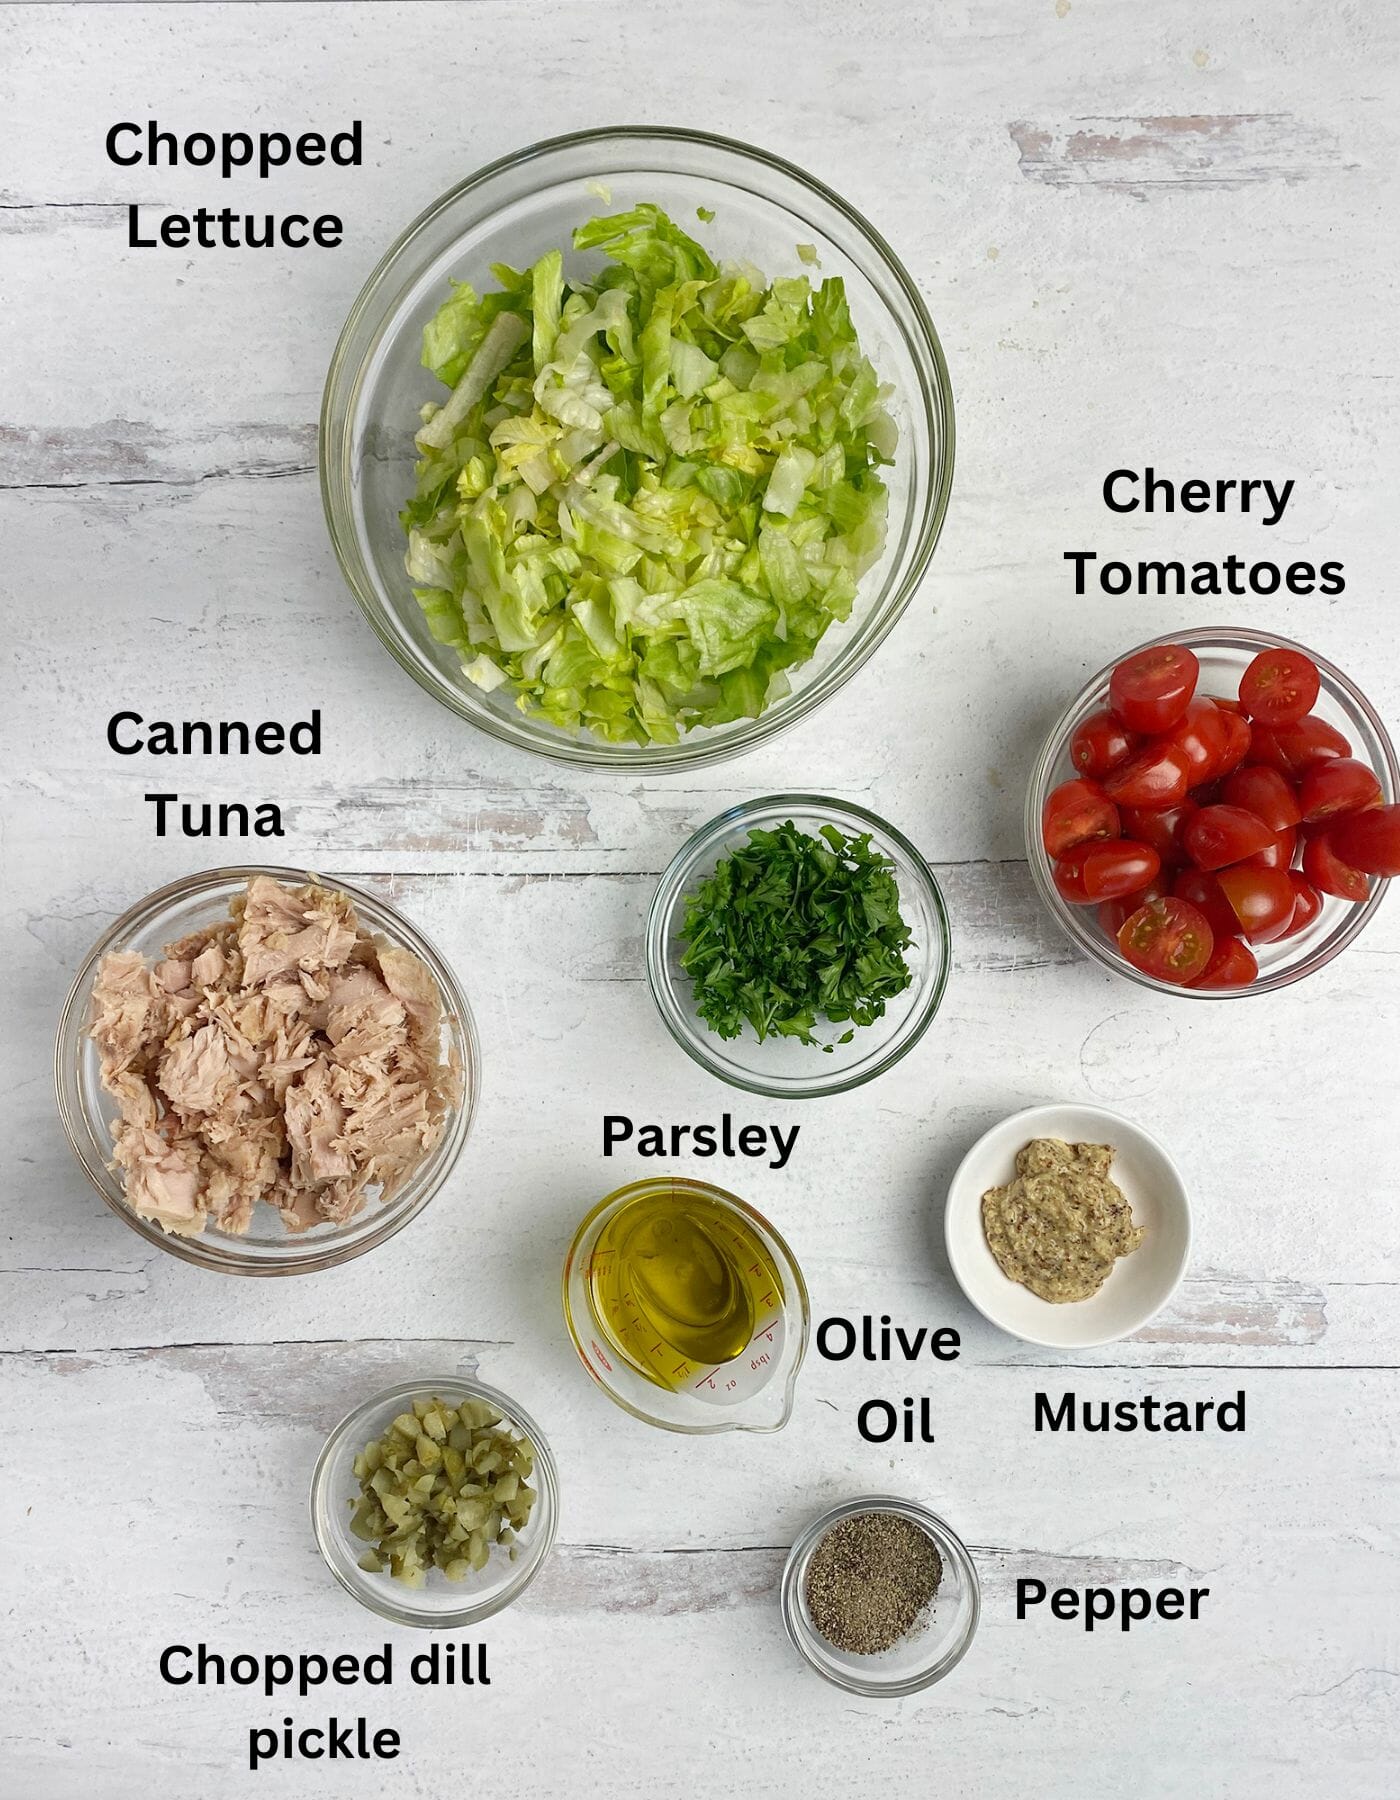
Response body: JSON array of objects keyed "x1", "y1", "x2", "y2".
[
  {"x1": 781, "y1": 1496, "x2": 981, "y2": 1695},
  {"x1": 561, "y1": 1176, "x2": 810, "y2": 1434},
  {"x1": 1026, "y1": 627, "x2": 1398, "y2": 996},
  {"x1": 54, "y1": 866, "x2": 479, "y2": 1275},
  {"x1": 320, "y1": 126, "x2": 954, "y2": 770},
  {"x1": 310, "y1": 1377, "x2": 558, "y2": 1628},
  {"x1": 646, "y1": 795, "x2": 951, "y2": 1097}
]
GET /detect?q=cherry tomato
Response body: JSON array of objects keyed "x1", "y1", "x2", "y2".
[
  {"x1": 1101, "y1": 743, "x2": 1193, "y2": 809},
  {"x1": 1071, "y1": 709, "x2": 1140, "y2": 780},
  {"x1": 1157, "y1": 697, "x2": 1229, "y2": 787},
  {"x1": 1171, "y1": 867, "x2": 1242, "y2": 942},
  {"x1": 1109, "y1": 643, "x2": 1199, "y2": 735},
  {"x1": 1209, "y1": 703, "x2": 1254, "y2": 777},
  {"x1": 1187, "y1": 935, "x2": 1258, "y2": 990},
  {"x1": 1330, "y1": 804, "x2": 1400, "y2": 876},
  {"x1": 1041, "y1": 777, "x2": 1120, "y2": 859},
  {"x1": 1120, "y1": 802, "x2": 1196, "y2": 867},
  {"x1": 1244, "y1": 826, "x2": 1298, "y2": 871},
  {"x1": 1220, "y1": 764, "x2": 1302, "y2": 833},
  {"x1": 1054, "y1": 839, "x2": 1162, "y2": 904},
  {"x1": 1116, "y1": 896, "x2": 1214, "y2": 984},
  {"x1": 1278, "y1": 873, "x2": 1324, "y2": 939},
  {"x1": 1211, "y1": 696, "x2": 1247, "y2": 715},
  {"x1": 1239, "y1": 646, "x2": 1321, "y2": 725},
  {"x1": 1183, "y1": 804, "x2": 1277, "y2": 871},
  {"x1": 1249, "y1": 715, "x2": 1352, "y2": 778},
  {"x1": 1216, "y1": 865, "x2": 1297, "y2": 943},
  {"x1": 1297, "y1": 757, "x2": 1382, "y2": 825},
  {"x1": 1302, "y1": 830, "x2": 1370, "y2": 902},
  {"x1": 1096, "y1": 874, "x2": 1170, "y2": 938}
]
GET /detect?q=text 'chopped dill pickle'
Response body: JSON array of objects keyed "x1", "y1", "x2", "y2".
[{"x1": 348, "y1": 1394, "x2": 537, "y2": 1587}]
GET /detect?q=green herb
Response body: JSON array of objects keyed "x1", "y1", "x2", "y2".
[
  {"x1": 678, "y1": 821, "x2": 915, "y2": 1049},
  {"x1": 402, "y1": 204, "x2": 895, "y2": 746}
]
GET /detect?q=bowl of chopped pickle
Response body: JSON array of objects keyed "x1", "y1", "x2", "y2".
[{"x1": 310, "y1": 1377, "x2": 558, "y2": 1627}]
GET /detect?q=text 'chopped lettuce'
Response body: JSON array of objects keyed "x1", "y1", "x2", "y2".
[{"x1": 402, "y1": 204, "x2": 896, "y2": 745}]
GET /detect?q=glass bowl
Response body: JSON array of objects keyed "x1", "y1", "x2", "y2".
[
  {"x1": 561, "y1": 1177, "x2": 810, "y2": 1434},
  {"x1": 646, "y1": 795, "x2": 951, "y2": 1096},
  {"x1": 54, "y1": 865, "x2": 479, "y2": 1275},
  {"x1": 781, "y1": 1496, "x2": 981, "y2": 1695},
  {"x1": 310, "y1": 1377, "x2": 558, "y2": 1628},
  {"x1": 320, "y1": 125, "x2": 954, "y2": 770},
  {"x1": 1026, "y1": 628, "x2": 1397, "y2": 996}
]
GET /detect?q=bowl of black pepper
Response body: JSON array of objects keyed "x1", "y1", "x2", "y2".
[{"x1": 780, "y1": 1496, "x2": 980, "y2": 1695}]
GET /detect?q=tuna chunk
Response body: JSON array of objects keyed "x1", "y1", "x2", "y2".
[{"x1": 238, "y1": 875, "x2": 358, "y2": 987}]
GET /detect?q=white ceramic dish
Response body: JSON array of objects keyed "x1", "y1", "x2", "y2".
[{"x1": 943, "y1": 1102, "x2": 1191, "y2": 1349}]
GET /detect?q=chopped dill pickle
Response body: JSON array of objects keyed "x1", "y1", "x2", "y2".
[{"x1": 346, "y1": 1394, "x2": 539, "y2": 1589}]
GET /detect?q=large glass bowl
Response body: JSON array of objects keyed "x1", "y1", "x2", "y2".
[
  {"x1": 321, "y1": 126, "x2": 953, "y2": 769},
  {"x1": 1026, "y1": 628, "x2": 1397, "y2": 996},
  {"x1": 646, "y1": 795, "x2": 951, "y2": 1096},
  {"x1": 55, "y1": 866, "x2": 479, "y2": 1274},
  {"x1": 310, "y1": 1377, "x2": 558, "y2": 1628}
]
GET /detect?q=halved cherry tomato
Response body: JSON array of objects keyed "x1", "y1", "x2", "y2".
[
  {"x1": 1297, "y1": 757, "x2": 1383, "y2": 825},
  {"x1": 1244, "y1": 826, "x2": 1298, "y2": 871},
  {"x1": 1211, "y1": 696, "x2": 1247, "y2": 715},
  {"x1": 1042, "y1": 777, "x2": 1120, "y2": 858},
  {"x1": 1109, "y1": 643, "x2": 1199, "y2": 734},
  {"x1": 1220, "y1": 764, "x2": 1302, "y2": 833},
  {"x1": 1158, "y1": 697, "x2": 1229, "y2": 787},
  {"x1": 1101, "y1": 743, "x2": 1193, "y2": 809},
  {"x1": 1183, "y1": 804, "x2": 1277, "y2": 871},
  {"x1": 1216, "y1": 865, "x2": 1297, "y2": 942},
  {"x1": 1187, "y1": 935, "x2": 1258, "y2": 989},
  {"x1": 1208, "y1": 702, "x2": 1254, "y2": 778},
  {"x1": 1121, "y1": 801, "x2": 1197, "y2": 868},
  {"x1": 1054, "y1": 839, "x2": 1162, "y2": 904},
  {"x1": 1239, "y1": 646, "x2": 1321, "y2": 725},
  {"x1": 1071, "y1": 709, "x2": 1140, "y2": 780},
  {"x1": 1171, "y1": 867, "x2": 1242, "y2": 942},
  {"x1": 1302, "y1": 830, "x2": 1370, "y2": 902},
  {"x1": 1330, "y1": 804, "x2": 1400, "y2": 876},
  {"x1": 1116, "y1": 896, "x2": 1214, "y2": 984},
  {"x1": 1096, "y1": 874, "x2": 1170, "y2": 938},
  {"x1": 1249, "y1": 714, "x2": 1352, "y2": 777},
  {"x1": 1278, "y1": 873, "x2": 1323, "y2": 939}
]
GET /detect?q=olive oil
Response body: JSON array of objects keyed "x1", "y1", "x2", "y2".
[{"x1": 587, "y1": 1188, "x2": 786, "y2": 1391}]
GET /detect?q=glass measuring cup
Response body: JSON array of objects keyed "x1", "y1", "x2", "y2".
[{"x1": 562, "y1": 1177, "x2": 810, "y2": 1433}]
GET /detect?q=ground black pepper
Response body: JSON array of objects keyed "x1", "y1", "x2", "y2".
[{"x1": 804, "y1": 1511, "x2": 943, "y2": 1655}]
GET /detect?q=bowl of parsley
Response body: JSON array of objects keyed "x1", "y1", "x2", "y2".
[{"x1": 646, "y1": 794, "x2": 951, "y2": 1097}]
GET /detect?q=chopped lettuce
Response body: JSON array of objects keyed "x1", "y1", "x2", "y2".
[{"x1": 401, "y1": 202, "x2": 895, "y2": 745}]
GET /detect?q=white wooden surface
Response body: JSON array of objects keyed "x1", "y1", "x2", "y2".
[{"x1": 4, "y1": 4, "x2": 1399, "y2": 1795}]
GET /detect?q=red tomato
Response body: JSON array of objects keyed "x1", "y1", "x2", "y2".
[
  {"x1": 1298, "y1": 757, "x2": 1383, "y2": 825},
  {"x1": 1220, "y1": 764, "x2": 1302, "y2": 833},
  {"x1": 1096, "y1": 875, "x2": 1170, "y2": 937},
  {"x1": 1042, "y1": 777, "x2": 1120, "y2": 858},
  {"x1": 1120, "y1": 802, "x2": 1196, "y2": 867},
  {"x1": 1183, "y1": 805, "x2": 1277, "y2": 871},
  {"x1": 1171, "y1": 867, "x2": 1243, "y2": 942},
  {"x1": 1330, "y1": 804, "x2": 1400, "y2": 876},
  {"x1": 1071, "y1": 709, "x2": 1140, "y2": 780},
  {"x1": 1211, "y1": 696, "x2": 1247, "y2": 715},
  {"x1": 1116, "y1": 896, "x2": 1214, "y2": 984},
  {"x1": 1249, "y1": 714, "x2": 1352, "y2": 777},
  {"x1": 1216, "y1": 865, "x2": 1297, "y2": 942},
  {"x1": 1054, "y1": 839, "x2": 1162, "y2": 904},
  {"x1": 1101, "y1": 743, "x2": 1193, "y2": 809},
  {"x1": 1302, "y1": 830, "x2": 1370, "y2": 902},
  {"x1": 1239, "y1": 646, "x2": 1321, "y2": 725},
  {"x1": 1158, "y1": 698, "x2": 1229, "y2": 787},
  {"x1": 1278, "y1": 873, "x2": 1324, "y2": 939},
  {"x1": 1187, "y1": 935, "x2": 1258, "y2": 990},
  {"x1": 1209, "y1": 703, "x2": 1254, "y2": 778},
  {"x1": 1109, "y1": 643, "x2": 1199, "y2": 734},
  {"x1": 1244, "y1": 826, "x2": 1298, "y2": 871}
]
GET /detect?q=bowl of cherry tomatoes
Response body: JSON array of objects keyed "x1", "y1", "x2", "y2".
[{"x1": 1026, "y1": 628, "x2": 1398, "y2": 995}]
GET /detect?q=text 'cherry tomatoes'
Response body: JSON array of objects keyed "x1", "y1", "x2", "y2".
[
  {"x1": 1239, "y1": 646, "x2": 1322, "y2": 725},
  {"x1": 1042, "y1": 778, "x2": 1120, "y2": 859},
  {"x1": 1109, "y1": 643, "x2": 1199, "y2": 735},
  {"x1": 1054, "y1": 839, "x2": 1162, "y2": 904},
  {"x1": 1116, "y1": 896, "x2": 1214, "y2": 984}
]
